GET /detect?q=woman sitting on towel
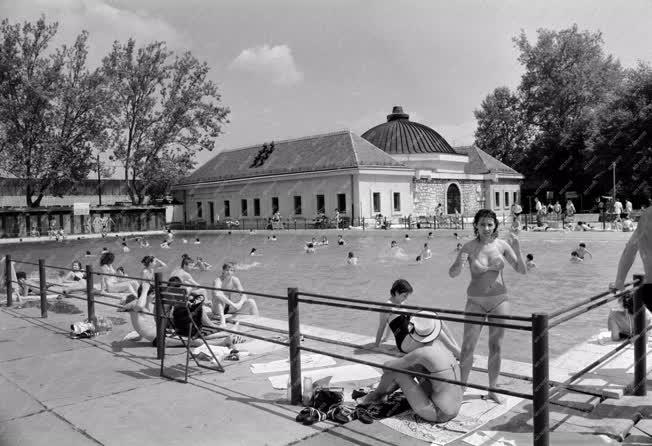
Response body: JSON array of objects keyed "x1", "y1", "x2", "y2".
[
  {"x1": 60, "y1": 260, "x2": 87, "y2": 292},
  {"x1": 375, "y1": 279, "x2": 460, "y2": 358},
  {"x1": 99, "y1": 252, "x2": 138, "y2": 296},
  {"x1": 361, "y1": 314, "x2": 463, "y2": 423}
]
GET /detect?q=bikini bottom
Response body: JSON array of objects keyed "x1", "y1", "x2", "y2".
[
  {"x1": 419, "y1": 364, "x2": 461, "y2": 423},
  {"x1": 466, "y1": 294, "x2": 509, "y2": 314}
]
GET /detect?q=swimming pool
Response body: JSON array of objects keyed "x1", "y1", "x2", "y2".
[{"x1": 3, "y1": 229, "x2": 642, "y2": 363}]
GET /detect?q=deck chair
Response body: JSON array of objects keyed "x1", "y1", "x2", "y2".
[{"x1": 159, "y1": 285, "x2": 225, "y2": 383}]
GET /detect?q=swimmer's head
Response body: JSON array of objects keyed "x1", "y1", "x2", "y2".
[
  {"x1": 72, "y1": 260, "x2": 82, "y2": 270},
  {"x1": 181, "y1": 257, "x2": 193, "y2": 269},
  {"x1": 121, "y1": 242, "x2": 127, "y2": 246},
  {"x1": 579, "y1": 243, "x2": 586, "y2": 248},
  {"x1": 222, "y1": 262, "x2": 236, "y2": 272},
  {"x1": 141, "y1": 255, "x2": 155, "y2": 267},
  {"x1": 473, "y1": 209, "x2": 499, "y2": 239},
  {"x1": 423, "y1": 243, "x2": 429, "y2": 248},
  {"x1": 116, "y1": 266, "x2": 125, "y2": 274},
  {"x1": 390, "y1": 240, "x2": 398, "y2": 247},
  {"x1": 390, "y1": 279, "x2": 413, "y2": 299},
  {"x1": 16, "y1": 271, "x2": 27, "y2": 282},
  {"x1": 250, "y1": 248, "x2": 256, "y2": 254},
  {"x1": 348, "y1": 251, "x2": 354, "y2": 258},
  {"x1": 456, "y1": 243, "x2": 462, "y2": 249},
  {"x1": 195, "y1": 238, "x2": 200, "y2": 242},
  {"x1": 99, "y1": 252, "x2": 114, "y2": 266},
  {"x1": 405, "y1": 234, "x2": 409, "y2": 238},
  {"x1": 526, "y1": 254, "x2": 534, "y2": 261},
  {"x1": 85, "y1": 251, "x2": 91, "y2": 255},
  {"x1": 428, "y1": 232, "x2": 433, "y2": 236},
  {"x1": 571, "y1": 251, "x2": 579, "y2": 257}
]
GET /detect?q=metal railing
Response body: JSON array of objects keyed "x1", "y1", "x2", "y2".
[{"x1": 2, "y1": 254, "x2": 647, "y2": 446}]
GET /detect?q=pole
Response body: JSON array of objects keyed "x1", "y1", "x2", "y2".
[
  {"x1": 154, "y1": 272, "x2": 165, "y2": 360},
  {"x1": 38, "y1": 259, "x2": 47, "y2": 318},
  {"x1": 632, "y1": 274, "x2": 647, "y2": 396},
  {"x1": 287, "y1": 287, "x2": 302, "y2": 405},
  {"x1": 532, "y1": 313, "x2": 550, "y2": 446},
  {"x1": 97, "y1": 154, "x2": 102, "y2": 207},
  {"x1": 85, "y1": 265, "x2": 96, "y2": 323},
  {"x1": 4, "y1": 254, "x2": 12, "y2": 307}
]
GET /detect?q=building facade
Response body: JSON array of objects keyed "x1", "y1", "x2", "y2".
[{"x1": 172, "y1": 106, "x2": 523, "y2": 226}]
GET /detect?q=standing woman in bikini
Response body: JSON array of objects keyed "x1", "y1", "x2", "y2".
[{"x1": 448, "y1": 209, "x2": 527, "y2": 403}]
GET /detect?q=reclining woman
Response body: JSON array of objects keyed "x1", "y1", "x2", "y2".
[
  {"x1": 361, "y1": 312, "x2": 462, "y2": 423},
  {"x1": 59, "y1": 260, "x2": 87, "y2": 293},
  {"x1": 99, "y1": 252, "x2": 138, "y2": 296}
]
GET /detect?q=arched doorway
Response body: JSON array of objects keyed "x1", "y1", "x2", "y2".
[{"x1": 446, "y1": 183, "x2": 461, "y2": 214}]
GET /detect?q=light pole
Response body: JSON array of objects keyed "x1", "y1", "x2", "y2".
[{"x1": 97, "y1": 154, "x2": 102, "y2": 206}]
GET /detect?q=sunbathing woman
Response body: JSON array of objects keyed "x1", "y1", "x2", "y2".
[
  {"x1": 60, "y1": 260, "x2": 87, "y2": 292},
  {"x1": 99, "y1": 252, "x2": 138, "y2": 296},
  {"x1": 448, "y1": 209, "x2": 526, "y2": 403},
  {"x1": 361, "y1": 324, "x2": 462, "y2": 422}
]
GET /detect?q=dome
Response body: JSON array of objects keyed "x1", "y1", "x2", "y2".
[{"x1": 361, "y1": 106, "x2": 456, "y2": 155}]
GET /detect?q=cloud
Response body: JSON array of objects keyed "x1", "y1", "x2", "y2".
[
  {"x1": 0, "y1": 0, "x2": 189, "y2": 66},
  {"x1": 229, "y1": 44, "x2": 303, "y2": 85}
]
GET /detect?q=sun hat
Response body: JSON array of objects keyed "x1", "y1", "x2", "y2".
[{"x1": 409, "y1": 311, "x2": 442, "y2": 344}]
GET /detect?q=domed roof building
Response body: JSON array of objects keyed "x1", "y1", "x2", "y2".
[{"x1": 171, "y1": 106, "x2": 523, "y2": 228}]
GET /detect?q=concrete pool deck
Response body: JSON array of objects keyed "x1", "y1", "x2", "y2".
[{"x1": 1, "y1": 301, "x2": 652, "y2": 445}]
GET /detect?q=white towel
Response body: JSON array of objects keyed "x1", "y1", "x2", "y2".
[
  {"x1": 250, "y1": 353, "x2": 336, "y2": 374},
  {"x1": 268, "y1": 364, "x2": 381, "y2": 389}
]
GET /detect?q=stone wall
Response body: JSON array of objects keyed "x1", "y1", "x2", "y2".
[{"x1": 412, "y1": 178, "x2": 487, "y2": 216}]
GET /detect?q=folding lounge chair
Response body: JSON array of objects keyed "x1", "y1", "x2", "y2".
[{"x1": 159, "y1": 286, "x2": 225, "y2": 383}]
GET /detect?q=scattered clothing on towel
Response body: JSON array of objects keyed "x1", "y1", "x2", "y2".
[{"x1": 358, "y1": 391, "x2": 411, "y2": 420}]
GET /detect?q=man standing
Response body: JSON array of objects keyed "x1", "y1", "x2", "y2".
[
  {"x1": 614, "y1": 198, "x2": 624, "y2": 217},
  {"x1": 625, "y1": 199, "x2": 633, "y2": 215}
]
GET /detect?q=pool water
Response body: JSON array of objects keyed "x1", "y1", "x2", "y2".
[{"x1": 3, "y1": 229, "x2": 642, "y2": 364}]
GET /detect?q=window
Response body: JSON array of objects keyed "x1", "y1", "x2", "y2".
[
  {"x1": 241, "y1": 199, "x2": 248, "y2": 217},
  {"x1": 504, "y1": 192, "x2": 510, "y2": 208},
  {"x1": 316, "y1": 194, "x2": 325, "y2": 214},
  {"x1": 393, "y1": 192, "x2": 401, "y2": 212},
  {"x1": 272, "y1": 197, "x2": 279, "y2": 214},
  {"x1": 513, "y1": 192, "x2": 519, "y2": 206},
  {"x1": 337, "y1": 194, "x2": 346, "y2": 212},
  {"x1": 294, "y1": 196, "x2": 302, "y2": 215},
  {"x1": 495, "y1": 191, "x2": 500, "y2": 208},
  {"x1": 196, "y1": 202, "x2": 203, "y2": 219},
  {"x1": 209, "y1": 202, "x2": 215, "y2": 223},
  {"x1": 224, "y1": 200, "x2": 230, "y2": 218},
  {"x1": 253, "y1": 198, "x2": 261, "y2": 216},
  {"x1": 372, "y1": 192, "x2": 381, "y2": 213}
]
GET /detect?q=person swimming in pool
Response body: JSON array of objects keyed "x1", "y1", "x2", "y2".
[
  {"x1": 347, "y1": 251, "x2": 358, "y2": 265},
  {"x1": 448, "y1": 209, "x2": 527, "y2": 403}
]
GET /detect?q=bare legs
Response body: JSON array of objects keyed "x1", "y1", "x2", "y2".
[{"x1": 460, "y1": 298, "x2": 509, "y2": 403}]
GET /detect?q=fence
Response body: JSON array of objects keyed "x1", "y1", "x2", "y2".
[{"x1": 2, "y1": 255, "x2": 646, "y2": 446}]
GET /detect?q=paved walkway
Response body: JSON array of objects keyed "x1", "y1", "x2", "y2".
[{"x1": 1, "y1": 301, "x2": 651, "y2": 445}]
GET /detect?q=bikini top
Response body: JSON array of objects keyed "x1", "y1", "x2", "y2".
[
  {"x1": 467, "y1": 243, "x2": 506, "y2": 275},
  {"x1": 388, "y1": 314, "x2": 412, "y2": 353}
]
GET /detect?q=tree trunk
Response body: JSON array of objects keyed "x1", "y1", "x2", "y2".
[{"x1": 31, "y1": 194, "x2": 44, "y2": 208}]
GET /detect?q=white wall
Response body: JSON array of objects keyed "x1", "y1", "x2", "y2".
[
  {"x1": 182, "y1": 172, "x2": 357, "y2": 221},
  {"x1": 357, "y1": 173, "x2": 413, "y2": 219}
]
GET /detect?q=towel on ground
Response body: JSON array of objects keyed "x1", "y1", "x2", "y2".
[
  {"x1": 379, "y1": 388, "x2": 522, "y2": 445},
  {"x1": 269, "y1": 364, "x2": 381, "y2": 389},
  {"x1": 250, "y1": 353, "x2": 336, "y2": 374}
]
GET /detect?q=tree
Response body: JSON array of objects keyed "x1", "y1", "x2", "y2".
[
  {"x1": 0, "y1": 17, "x2": 109, "y2": 207},
  {"x1": 474, "y1": 86, "x2": 533, "y2": 168},
  {"x1": 102, "y1": 39, "x2": 230, "y2": 204},
  {"x1": 588, "y1": 63, "x2": 652, "y2": 206}
]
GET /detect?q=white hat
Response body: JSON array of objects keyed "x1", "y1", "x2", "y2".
[{"x1": 409, "y1": 311, "x2": 442, "y2": 344}]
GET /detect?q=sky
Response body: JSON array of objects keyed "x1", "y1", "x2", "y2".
[{"x1": 2, "y1": 0, "x2": 651, "y2": 169}]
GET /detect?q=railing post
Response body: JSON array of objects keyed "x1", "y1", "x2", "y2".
[
  {"x1": 5, "y1": 254, "x2": 12, "y2": 307},
  {"x1": 532, "y1": 313, "x2": 549, "y2": 446},
  {"x1": 632, "y1": 274, "x2": 647, "y2": 396},
  {"x1": 154, "y1": 272, "x2": 165, "y2": 360},
  {"x1": 85, "y1": 265, "x2": 96, "y2": 323},
  {"x1": 38, "y1": 259, "x2": 47, "y2": 318},
  {"x1": 287, "y1": 287, "x2": 302, "y2": 405}
]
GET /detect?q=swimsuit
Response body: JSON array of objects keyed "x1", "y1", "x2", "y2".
[
  {"x1": 467, "y1": 294, "x2": 509, "y2": 314},
  {"x1": 388, "y1": 314, "x2": 411, "y2": 353}
]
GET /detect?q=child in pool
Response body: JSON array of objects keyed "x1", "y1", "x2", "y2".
[
  {"x1": 347, "y1": 252, "x2": 358, "y2": 265},
  {"x1": 337, "y1": 235, "x2": 345, "y2": 246},
  {"x1": 570, "y1": 251, "x2": 583, "y2": 263},
  {"x1": 194, "y1": 238, "x2": 201, "y2": 244},
  {"x1": 305, "y1": 242, "x2": 315, "y2": 253},
  {"x1": 526, "y1": 253, "x2": 536, "y2": 270},
  {"x1": 404, "y1": 234, "x2": 411, "y2": 241},
  {"x1": 576, "y1": 243, "x2": 592, "y2": 260}
]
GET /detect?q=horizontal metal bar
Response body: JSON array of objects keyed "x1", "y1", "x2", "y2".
[
  {"x1": 549, "y1": 283, "x2": 635, "y2": 319},
  {"x1": 298, "y1": 298, "x2": 532, "y2": 331},
  {"x1": 299, "y1": 345, "x2": 532, "y2": 400},
  {"x1": 298, "y1": 290, "x2": 533, "y2": 322},
  {"x1": 549, "y1": 294, "x2": 621, "y2": 328},
  {"x1": 157, "y1": 279, "x2": 288, "y2": 301}
]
